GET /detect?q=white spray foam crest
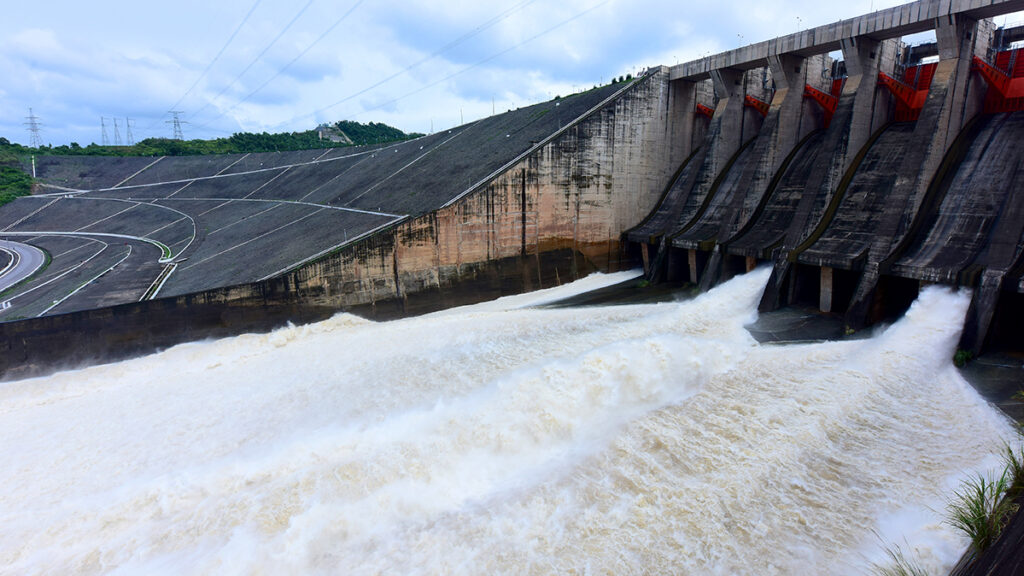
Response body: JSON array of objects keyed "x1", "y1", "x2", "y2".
[{"x1": 0, "y1": 269, "x2": 1014, "y2": 575}]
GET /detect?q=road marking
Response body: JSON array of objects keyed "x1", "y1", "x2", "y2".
[
  {"x1": 0, "y1": 237, "x2": 108, "y2": 314},
  {"x1": 0, "y1": 247, "x2": 17, "y2": 278},
  {"x1": 39, "y1": 245, "x2": 133, "y2": 316},
  {"x1": 243, "y1": 166, "x2": 292, "y2": 199},
  {"x1": 113, "y1": 156, "x2": 165, "y2": 188},
  {"x1": 257, "y1": 216, "x2": 407, "y2": 280},
  {"x1": 297, "y1": 154, "x2": 375, "y2": 202},
  {"x1": 1, "y1": 231, "x2": 171, "y2": 262},
  {"x1": 140, "y1": 262, "x2": 177, "y2": 301},
  {"x1": 160, "y1": 196, "x2": 403, "y2": 218},
  {"x1": 215, "y1": 153, "x2": 250, "y2": 176},
  {"x1": 205, "y1": 204, "x2": 282, "y2": 237},
  {"x1": 59, "y1": 196, "x2": 198, "y2": 259},
  {"x1": 73, "y1": 203, "x2": 139, "y2": 232},
  {"x1": 347, "y1": 127, "x2": 470, "y2": 205},
  {"x1": 2, "y1": 198, "x2": 60, "y2": 232},
  {"x1": 178, "y1": 208, "x2": 327, "y2": 272}
]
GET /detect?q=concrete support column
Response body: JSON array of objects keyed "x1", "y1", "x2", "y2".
[
  {"x1": 746, "y1": 256, "x2": 756, "y2": 272},
  {"x1": 760, "y1": 36, "x2": 898, "y2": 313},
  {"x1": 839, "y1": 36, "x2": 896, "y2": 166},
  {"x1": 845, "y1": 16, "x2": 991, "y2": 330},
  {"x1": 669, "y1": 78, "x2": 699, "y2": 166},
  {"x1": 765, "y1": 53, "x2": 811, "y2": 173},
  {"x1": 708, "y1": 68, "x2": 747, "y2": 165},
  {"x1": 688, "y1": 249, "x2": 698, "y2": 283},
  {"x1": 691, "y1": 67, "x2": 747, "y2": 206},
  {"x1": 820, "y1": 266, "x2": 833, "y2": 313}
]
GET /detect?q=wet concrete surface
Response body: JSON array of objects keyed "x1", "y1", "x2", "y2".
[{"x1": 959, "y1": 353, "x2": 1024, "y2": 424}]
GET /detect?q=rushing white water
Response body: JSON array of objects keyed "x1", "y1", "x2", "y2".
[{"x1": 0, "y1": 269, "x2": 1017, "y2": 575}]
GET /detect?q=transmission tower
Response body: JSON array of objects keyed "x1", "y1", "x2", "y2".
[
  {"x1": 24, "y1": 108, "x2": 43, "y2": 148},
  {"x1": 125, "y1": 118, "x2": 135, "y2": 145},
  {"x1": 101, "y1": 117, "x2": 110, "y2": 146},
  {"x1": 166, "y1": 110, "x2": 186, "y2": 140},
  {"x1": 113, "y1": 118, "x2": 122, "y2": 146}
]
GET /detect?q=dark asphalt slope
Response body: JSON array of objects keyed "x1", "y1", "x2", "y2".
[
  {"x1": 28, "y1": 156, "x2": 158, "y2": 190},
  {"x1": 0, "y1": 81, "x2": 633, "y2": 318},
  {"x1": 117, "y1": 155, "x2": 246, "y2": 187}
]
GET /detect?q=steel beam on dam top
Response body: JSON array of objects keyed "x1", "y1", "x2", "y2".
[{"x1": 668, "y1": 0, "x2": 1024, "y2": 82}]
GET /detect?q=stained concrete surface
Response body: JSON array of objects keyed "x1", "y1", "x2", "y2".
[{"x1": 0, "y1": 84, "x2": 628, "y2": 320}]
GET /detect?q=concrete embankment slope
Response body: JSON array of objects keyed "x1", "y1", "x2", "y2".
[{"x1": 0, "y1": 69, "x2": 686, "y2": 380}]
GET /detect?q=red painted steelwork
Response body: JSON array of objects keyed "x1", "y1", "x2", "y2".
[
  {"x1": 696, "y1": 103, "x2": 715, "y2": 118},
  {"x1": 744, "y1": 95, "x2": 770, "y2": 117},
  {"x1": 831, "y1": 78, "x2": 845, "y2": 97},
  {"x1": 804, "y1": 84, "x2": 839, "y2": 127},
  {"x1": 974, "y1": 50, "x2": 1024, "y2": 113},
  {"x1": 878, "y1": 63, "x2": 935, "y2": 121}
]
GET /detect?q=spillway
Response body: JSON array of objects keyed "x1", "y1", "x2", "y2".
[
  {"x1": 892, "y1": 111, "x2": 1024, "y2": 284},
  {"x1": 626, "y1": 149, "x2": 708, "y2": 244},
  {"x1": 726, "y1": 132, "x2": 827, "y2": 259},
  {"x1": 796, "y1": 123, "x2": 917, "y2": 269},
  {"x1": 673, "y1": 142, "x2": 757, "y2": 250},
  {"x1": 0, "y1": 270, "x2": 1017, "y2": 575}
]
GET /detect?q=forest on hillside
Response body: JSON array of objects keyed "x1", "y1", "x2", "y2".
[{"x1": 0, "y1": 120, "x2": 423, "y2": 158}]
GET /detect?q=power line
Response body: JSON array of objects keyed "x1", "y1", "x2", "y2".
[
  {"x1": 340, "y1": 0, "x2": 612, "y2": 124},
  {"x1": 100, "y1": 117, "x2": 110, "y2": 146},
  {"x1": 186, "y1": 0, "x2": 315, "y2": 125},
  {"x1": 126, "y1": 118, "x2": 135, "y2": 145},
  {"x1": 269, "y1": 0, "x2": 541, "y2": 131},
  {"x1": 191, "y1": 0, "x2": 364, "y2": 132},
  {"x1": 24, "y1": 109, "x2": 43, "y2": 148},
  {"x1": 113, "y1": 118, "x2": 122, "y2": 146},
  {"x1": 143, "y1": 0, "x2": 264, "y2": 136},
  {"x1": 170, "y1": 0, "x2": 263, "y2": 115}
]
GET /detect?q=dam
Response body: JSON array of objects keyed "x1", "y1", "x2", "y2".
[
  {"x1": 2, "y1": 0, "x2": 1024, "y2": 573},
  {"x1": 3, "y1": 1, "x2": 1024, "y2": 378}
]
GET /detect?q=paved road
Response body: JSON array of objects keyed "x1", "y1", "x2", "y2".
[{"x1": 0, "y1": 239, "x2": 46, "y2": 294}]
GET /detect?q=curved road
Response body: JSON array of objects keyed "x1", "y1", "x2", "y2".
[{"x1": 0, "y1": 239, "x2": 46, "y2": 294}]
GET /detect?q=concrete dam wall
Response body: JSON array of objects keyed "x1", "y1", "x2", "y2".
[
  {"x1": 627, "y1": 0, "x2": 1024, "y2": 354},
  {"x1": 4, "y1": 0, "x2": 1024, "y2": 379},
  {"x1": 0, "y1": 70, "x2": 687, "y2": 380}
]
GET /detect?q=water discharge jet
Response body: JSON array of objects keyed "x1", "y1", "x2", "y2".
[{"x1": 0, "y1": 269, "x2": 1016, "y2": 574}]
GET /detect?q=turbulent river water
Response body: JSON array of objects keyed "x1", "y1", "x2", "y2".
[{"x1": 0, "y1": 268, "x2": 1018, "y2": 575}]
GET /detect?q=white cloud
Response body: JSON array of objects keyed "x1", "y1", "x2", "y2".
[{"x1": 1, "y1": 0, "x2": 1013, "y2": 146}]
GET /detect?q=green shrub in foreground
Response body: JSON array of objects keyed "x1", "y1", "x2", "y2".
[{"x1": 946, "y1": 470, "x2": 1018, "y2": 555}]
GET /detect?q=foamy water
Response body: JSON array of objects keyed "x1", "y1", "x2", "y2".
[{"x1": 0, "y1": 269, "x2": 1017, "y2": 575}]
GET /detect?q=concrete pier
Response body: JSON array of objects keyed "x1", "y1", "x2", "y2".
[{"x1": 629, "y1": 0, "x2": 1024, "y2": 352}]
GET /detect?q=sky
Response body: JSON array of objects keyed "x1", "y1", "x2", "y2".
[{"x1": 2, "y1": 0, "x2": 1019, "y2": 147}]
